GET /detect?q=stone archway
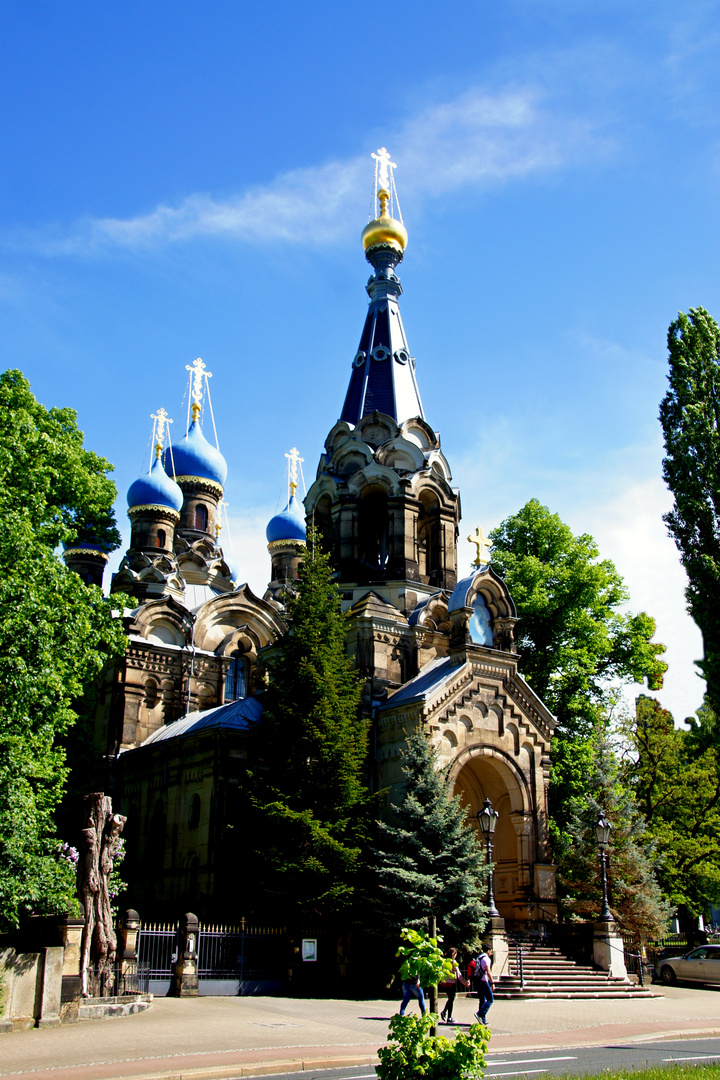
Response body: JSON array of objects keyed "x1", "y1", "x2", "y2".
[{"x1": 450, "y1": 747, "x2": 536, "y2": 925}]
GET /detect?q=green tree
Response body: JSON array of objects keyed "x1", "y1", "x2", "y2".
[
  {"x1": 659, "y1": 307, "x2": 720, "y2": 710},
  {"x1": 560, "y1": 715, "x2": 671, "y2": 942},
  {"x1": 248, "y1": 529, "x2": 370, "y2": 920},
  {"x1": 620, "y1": 695, "x2": 720, "y2": 925},
  {"x1": 373, "y1": 730, "x2": 488, "y2": 950},
  {"x1": 0, "y1": 371, "x2": 125, "y2": 931},
  {"x1": 489, "y1": 499, "x2": 666, "y2": 847}
]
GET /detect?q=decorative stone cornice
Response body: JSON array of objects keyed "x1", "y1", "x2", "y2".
[
  {"x1": 128, "y1": 504, "x2": 181, "y2": 522},
  {"x1": 268, "y1": 538, "x2": 306, "y2": 552},
  {"x1": 63, "y1": 548, "x2": 110, "y2": 562},
  {"x1": 174, "y1": 475, "x2": 224, "y2": 497}
]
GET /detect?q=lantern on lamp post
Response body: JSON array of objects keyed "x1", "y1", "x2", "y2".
[
  {"x1": 594, "y1": 813, "x2": 613, "y2": 922},
  {"x1": 477, "y1": 798, "x2": 500, "y2": 918}
]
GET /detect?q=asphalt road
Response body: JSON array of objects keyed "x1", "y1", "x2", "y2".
[{"x1": 254, "y1": 1037, "x2": 720, "y2": 1080}]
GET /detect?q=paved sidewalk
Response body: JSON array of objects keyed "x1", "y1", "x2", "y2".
[{"x1": 1, "y1": 986, "x2": 719, "y2": 1080}]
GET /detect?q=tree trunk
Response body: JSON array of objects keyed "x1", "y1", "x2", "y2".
[
  {"x1": 428, "y1": 914, "x2": 437, "y2": 1035},
  {"x1": 77, "y1": 793, "x2": 126, "y2": 997}
]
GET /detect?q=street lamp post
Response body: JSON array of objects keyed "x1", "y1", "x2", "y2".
[
  {"x1": 594, "y1": 813, "x2": 613, "y2": 922},
  {"x1": 477, "y1": 798, "x2": 500, "y2": 919}
]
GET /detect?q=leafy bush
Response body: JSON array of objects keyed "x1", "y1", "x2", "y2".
[
  {"x1": 377, "y1": 1012, "x2": 489, "y2": 1080},
  {"x1": 396, "y1": 928, "x2": 454, "y2": 987}
]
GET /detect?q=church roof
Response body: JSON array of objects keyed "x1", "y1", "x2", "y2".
[
  {"x1": 377, "y1": 655, "x2": 458, "y2": 710},
  {"x1": 346, "y1": 590, "x2": 408, "y2": 623},
  {"x1": 340, "y1": 279, "x2": 424, "y2": 426},
  {"x1": 127, "y1": 455, "x2": 184, "y2": 512},
  {"x1": 266, "y1": 494, "x2": 306, "y2": 544},
  {"x1": 167, "y1": 419, "x2": 228, "y2": 487},
  {"x1": 139, "y1": 695, "x2": 262, "y2": 745}
]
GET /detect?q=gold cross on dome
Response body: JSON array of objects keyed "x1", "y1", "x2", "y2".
[
  {"x1": 468, "y1": 526, "x2": 492, "y2": 568},
  {"x1": 150, "y1": 407, "x2": 173, "y2": 458},
  {"x1": 285, "y1": 446, "x2": 304, "y2": 497},
  {"x1": 186, "y1": 357, "x2": 212, "y2": 420}
]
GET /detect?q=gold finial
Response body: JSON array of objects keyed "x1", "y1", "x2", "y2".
[
  {"x1": 186, "y1": 357, "x2": 212, "y2": 422},
  {"x1": 150, "y1": 407, "x2": 172, "y2": 460},
  {"x1": 285, "y1": 447, "x2": 304, "y2": 497},
  {"x1": 468, "y1": 526, "x2": 492, "y2": 568}
]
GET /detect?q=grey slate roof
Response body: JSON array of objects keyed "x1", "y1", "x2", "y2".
[
  {"x1": 340, "y1": 269, "x2": 424, "y2": 426},
  {"x1": 377, "y1": 656, "x2": 458, "y2": 710},
  {"x1": 139, "y1": 695, "x2": 262, "y2": 745}
]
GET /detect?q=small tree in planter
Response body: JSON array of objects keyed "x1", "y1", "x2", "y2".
[{"x1": 377, "y1": 1012, "x2": 489, "y2": 1080}]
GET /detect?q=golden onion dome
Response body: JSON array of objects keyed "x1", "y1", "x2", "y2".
[{"x1": 361, "y1": 188, "x2": 408, "y2": 255}]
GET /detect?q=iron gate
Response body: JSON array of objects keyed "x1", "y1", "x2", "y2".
[
  {"x1": 137, "y1": 922, "x2": 178, "y2": 996},
  {"x1": 136, "y1": 919, "x2": 286, "y2": 996}
]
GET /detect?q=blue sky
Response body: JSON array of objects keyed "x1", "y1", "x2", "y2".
[{"x1": 2, "y1": 0, "x2": 718, "y2": 721}]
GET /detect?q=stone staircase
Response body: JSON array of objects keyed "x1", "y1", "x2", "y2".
[{"x1": 490, "y1": 940, "x2": 661, "y2": 999}]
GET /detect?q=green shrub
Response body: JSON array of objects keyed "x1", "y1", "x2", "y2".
[{"x1": 377, "y1": 1012, "x2": 489, "y2": 1080}]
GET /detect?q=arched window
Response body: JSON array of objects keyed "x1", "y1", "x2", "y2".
[
  {"x1": 194, "y1": 504, "x2": 208, "y2": 531},
  {"x1": 469, "y1": 593, "x2": 493, "y2": 646},
  {"x1": 188, "y1": 793, "x2": 201, "y2": 829},
  {"x1": 224, "y1": 650, "x2": 249, "y2": 702},
  {"x1": 358, "y1": 487, "x2": 389, "y2": 578},
  {"x1": 156, "y1": 529, "x2": 166, "y2": 548},
  {"x1": 418, "y1": 490, "x2": 442, "y2": 585}
]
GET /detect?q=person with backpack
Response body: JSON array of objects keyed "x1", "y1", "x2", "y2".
[{"x1": 474, "y1": 943, "x2": 494, "y2": 1026}]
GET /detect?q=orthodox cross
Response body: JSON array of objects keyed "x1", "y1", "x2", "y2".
[
  {"x1": 285, "y1": 446, "x2": 304, "y2": 497},
  {"x1": 186, "y1": 357, "x2": 212, "y2": 420},
  {"x1": 468, "y1": 526, "x2": 492, "y2": 568},
  {"x1": 372, "y1": 146, "x2": 396, "y2": 192},
  {"x1": 150, "y1": 407, "x2": 172, "y2": 459}
]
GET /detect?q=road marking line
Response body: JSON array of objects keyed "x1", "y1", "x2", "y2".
[
  {"x1": 663, "y1": 1056, "x2": 720, "y2": 1063},
  {"x1": 489, "y1": 1058, "x2": 578, "y2": 1065},
  {"x1": 485, "y1": 1069, "x2": 554, "y2": 1076}
]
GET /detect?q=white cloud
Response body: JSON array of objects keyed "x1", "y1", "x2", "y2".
[{"x1": 17, "y1": 83, "x2": 608, "y2": 256}]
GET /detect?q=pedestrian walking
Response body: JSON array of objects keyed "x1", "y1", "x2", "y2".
[
  {"x1": 440, "y1": 947, "x2": 468, "y2": 1024},
  {"x1": 474, "y1": 943, "x2": 494, "y2": 1026},
  {"x1": 398, "y1": 970, "x2": 426, "y2": 1016}
]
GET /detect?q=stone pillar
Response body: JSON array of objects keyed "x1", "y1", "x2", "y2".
[
  {"x1": 38, "y1": 947, "x2": 64, "y2": 1027},
  {"x1": 58, "y1": 915, "x2": 85, "y2": 1002},
  {"x1": 486, "y1": 916, "x2": 509, "y2": 979},
  {"x1": 173, "y1": 912, "x2": 199, "y2": 997},
  {"x1": 593, "y1": 919, "x2": 628, "y2": 981},
  {"x1": 118, "y1": 909, "x2": 140, "y2": 985}
]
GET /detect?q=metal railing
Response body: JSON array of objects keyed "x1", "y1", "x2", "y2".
[{"x1": 84, "y1": 961, "x2": 149, "y2": 997}]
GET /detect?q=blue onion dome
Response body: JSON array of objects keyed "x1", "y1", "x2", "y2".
[
  {"x1": 266, "y1": 495, "x2": 307, "y2": 544},
  {"x1": 223, "y1": 552, "x2": 239, "y2": 583},
  {"x1": 168, "y1": 419, "x2": 228, "y2": 487},
  {"x1": 127, "y1": 455, "x2": 183, "y2": 513}
]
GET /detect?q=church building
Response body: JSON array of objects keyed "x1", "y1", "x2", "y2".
[{"x1": 80, "y1": 150, "x2": 558, "y2": 928}]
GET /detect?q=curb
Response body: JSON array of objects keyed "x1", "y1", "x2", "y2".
[{"x1": 32, "y1": 1027, "x2": 720, "y2": 1080}]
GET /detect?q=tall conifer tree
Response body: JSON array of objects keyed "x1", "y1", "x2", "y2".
[
  {"x1": 248, "y1": 529, "x2": 370, "y2": 920},
  {"x1": 373, "y1": 730, "x2": 488, "y2": 950}
]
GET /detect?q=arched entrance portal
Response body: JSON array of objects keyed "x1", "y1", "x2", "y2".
[{"x1": 451, "y1": 748, "x2": 536, "y2": 926}]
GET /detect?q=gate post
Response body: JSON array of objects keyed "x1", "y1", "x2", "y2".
[
  {"x1": 173, "y1": 913, "x2": 199, "y2": 997},
  {"x1": 118, "y1": 909, "x2": 140, "y2": 989}
]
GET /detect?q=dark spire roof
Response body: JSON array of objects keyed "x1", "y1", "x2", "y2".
[{"x1": 340, "y1": 244, "x2": 425, "y2": 426}]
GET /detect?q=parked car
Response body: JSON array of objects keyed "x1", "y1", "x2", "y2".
[{"x1": 656, "y1": 945, "x2": 720, "y2": 985}]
